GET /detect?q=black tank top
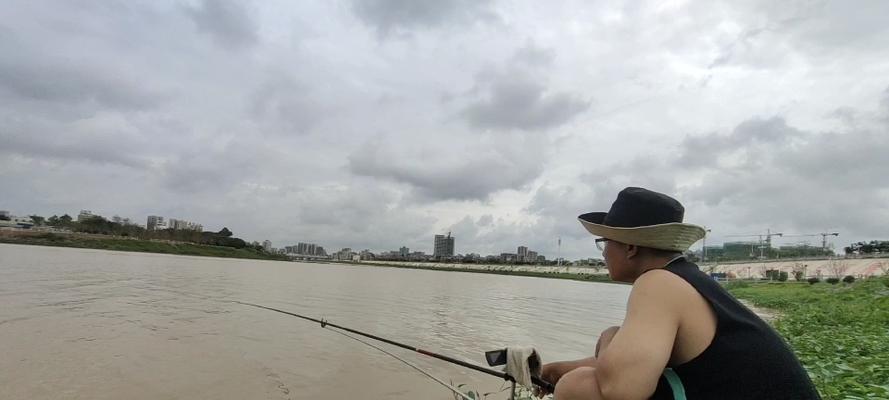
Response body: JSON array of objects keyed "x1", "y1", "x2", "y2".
[{"x1": 649, "y1": 259, "x2": 820, "y2": 399}]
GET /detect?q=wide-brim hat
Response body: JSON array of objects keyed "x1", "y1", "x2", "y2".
[{"x1": 578, "y1": 187, "x2": 706, "y2": 252}]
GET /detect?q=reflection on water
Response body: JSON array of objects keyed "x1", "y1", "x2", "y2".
[{"x1": 0, "y1": 243, "x2": 629, "y2": 399}]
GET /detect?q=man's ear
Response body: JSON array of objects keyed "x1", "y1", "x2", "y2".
[{"x1": 625, "y1": 244, "x2": 639, "y2": 259}]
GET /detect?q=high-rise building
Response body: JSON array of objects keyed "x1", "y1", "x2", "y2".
[
  {"x1": 527, "y1": 251, "x2": 538, "y2": 263},
  {"x1": 400, "y1": 246, "x2": 410, "y2": 257},
  {"x1": 292, "y1": 242, "x2": 326, "y2": 256},
  {"x1": 517, "y1": 246, "x2": 528, "y2": 262},
  {"x1": 433, "y1": 232, "x2": 455, "y2": 258},
  {"x1": 167, "y1": 218, "x2": 202, "y2": 231},
  {"x1": 77, "y1": 210, "x2": 96, "y2": 221},
  {"x1": 335, "y1": 248, "x2": 354, "y2": 261},
  {"x1": 262, "y1": 240, "x2": 272, "y2": 251},
  {"x1": 146, "y1": 215, "x2": 166, "y2": 230}
]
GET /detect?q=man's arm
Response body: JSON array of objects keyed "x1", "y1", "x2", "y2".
[
  {"x1": 540, "y1": 356, "x2": 596, "y2": 382},
  {"x1": 537, "y1": 326, "x2": 619, "y2": 395},
  {"x1": 594, "y1": 270, "x2": 682, "y2": 399}
]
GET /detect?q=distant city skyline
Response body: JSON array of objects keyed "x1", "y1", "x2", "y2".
[
  {"x1": 1, "y1": 204, "x2": 853, "y2": 261},
  {"x1": 2, "y1": 204, "x2": 856, "y2": 262}
]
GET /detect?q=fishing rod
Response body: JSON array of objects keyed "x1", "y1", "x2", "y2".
[{"x1": 235, "y1": 301, "x2": 555, "y2": 394}]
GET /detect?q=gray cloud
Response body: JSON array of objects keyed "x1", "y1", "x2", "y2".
[
  {"x1": 157, "y1": 136, "x2": 280, "y2": 194},
  {"x1": 511, "y1": 41, "x2": 556, "y2": 68},
  {"x1": 243, "y1": 182, "x2": 438, "y2": 252},
  {"x1": 444, "y1": 214, "x2": 546, "y2": 257},
  {"x1": 459, "y1": 44, "x2": 590, "y2": 132},
  {"x1": 557, "y1": 92, "x2": 889, "y2": 252},
  {"x1": 477, "y1": 214, "x2": 494, "y2": 227},
  {"x1": 0, "y1": 113, "x2": 151, "y2": 168},
  {"x1": 350, "y1": 0, "x2": 495, "y2": 37},
  {"x1": 0, "y1": 29, "x2": 165, "y2": 112},
  {"x1": 348, "y1": 135, "x2": 544, "y2": 201},
  {"x1": 708, "y1": 2, "x2": 889, "y2": 69},
  {"x1": 881, "y1": 87, "x2": 889, "y2": 118},
  {"x1": 463, "y1": 75, "x2": 590, "y2": 131},
  {"x1": 678, "y1": 113, "x2": 889, "y2": 239},
  {"x1": 677, "y1": 117, "x2": 802, "y2": 168},
  {"x1": 186, "y1": 0, "x2": 258, "y2": 49},
  {"x1": 249, "y1": 75, "x2": 325, "y2": 135},
  {"x1": 0, "y1": 62, "x2": 163, "y2": 111}
]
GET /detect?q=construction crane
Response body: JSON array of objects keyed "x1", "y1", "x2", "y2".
[
  {"x1": 725, "y1": 229, "x2": 783, "y2": 259},
  {"x1": 782, "y1": 232, "x2": 839, "y2": 254}
]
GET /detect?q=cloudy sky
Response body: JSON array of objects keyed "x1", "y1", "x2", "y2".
[{"x1": 2, "y1": 0, "x2": 887, "y2": 259}]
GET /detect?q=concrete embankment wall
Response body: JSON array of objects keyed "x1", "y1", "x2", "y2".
[
  {"x1": 361, "y1": 258, "x2": 888, "y2": 279},
  {"x1": 360, "y1": 260, "x2": 608, "y2": 275},
  {"x1": 702, "y1": 258, "x2": 888, "y2": 278}
]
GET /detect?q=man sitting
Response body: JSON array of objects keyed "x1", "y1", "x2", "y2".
[{"x1": 539, "y1": 187, "x2": 819, "y2": 399}]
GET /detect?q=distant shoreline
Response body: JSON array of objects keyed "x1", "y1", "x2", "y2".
[
  {"x1": 1, "y1": 233, "x2": 621, "y2": 283},
  {"x1": 0, "y1": 230, "x2": 288, "y2": 262},
  {"x1": 325, "y1": 260, "x2": 621, "y2": 284}
]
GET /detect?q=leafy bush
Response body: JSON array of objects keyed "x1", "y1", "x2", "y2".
[
  {"x1": 793, "y1": 270, "x2": 805, "y2": 281},
  {"x1": 807, "y1": 277, "x2": 820, "y2": 285},
  {"x1": 842, "y1": 275, "x2": 855, "y2": 284},
  {"x1": 778, "y1": 271, "x2": 789, "y2": 282},
  {"x1": 764, "y1": 269, "x2": 781, "y2": 280},
  {"x1": 724, "y1": 280, "x2": 750, "y2": 290},
  {"x1": 826, "y1": 277, "x2": 840, "y2": 285}
]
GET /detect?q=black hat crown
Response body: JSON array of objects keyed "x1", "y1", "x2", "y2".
[
  {"x1": 605, "y1": 187, "x2": 684, "y2": 227},
  {"x1": 579, "y1": 187, "x2": 685, "y2": 228}
]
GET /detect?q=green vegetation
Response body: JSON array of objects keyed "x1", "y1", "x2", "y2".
[
  {"x1": 844, "y1": 240, "x2": 889, "y2": 255},
  {"x1": 454, "y1": 382, "x2": 548, "y2": 400},
  {"x1": 763, "y1": 269, "x2": 790, "y2": 282},
  {"x1": 0, "y1": 233, "x2": 288, "y2": 261},
  {"x1": 728, "y1": 279, "x2": 889, "y2": 399},
  {"x1": 32, "y1": 214, "x2": 261, "y2": 251}
]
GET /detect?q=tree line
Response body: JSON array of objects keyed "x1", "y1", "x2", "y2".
[
  {"x1": 30, "y1": 214, "x2": 264, "y2": 252},
  {"x1": 844, "y1": 240, "x2": 889, "y2": 255}
]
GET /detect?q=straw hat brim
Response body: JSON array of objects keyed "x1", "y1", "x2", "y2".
[{"x1": 578, "y1": 212, "x2": 706, "y2": 252}]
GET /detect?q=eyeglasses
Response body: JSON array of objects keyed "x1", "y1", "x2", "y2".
[{"x1": 595, "y1": 238, "x2": 610, "y2": 251}]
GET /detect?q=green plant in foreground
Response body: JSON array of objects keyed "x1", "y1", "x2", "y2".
[
  {"x1": 454, "y1": 382, "x2": 551, "y2": 400},
  {"x1": 729, "y1": 279, "x2": 889, "y2": 399}
]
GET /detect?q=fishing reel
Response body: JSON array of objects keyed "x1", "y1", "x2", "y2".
[
  {"x1": 485, "y1": 348, "x2": 541, "y2": 371},
  {"x1": 485, "y1": 348, "x2": 508, "y2": 366}
]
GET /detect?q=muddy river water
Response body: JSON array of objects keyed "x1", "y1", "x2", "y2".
[{"x1": 0, "y1": 244, "x2": 630, "y2": 399}]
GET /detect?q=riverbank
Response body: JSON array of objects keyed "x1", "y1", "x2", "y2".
[
  {"x1": 727, "y1": 279, "x2": 889, "y2": 399},
  {"x1": 341, "y1": 260, "x2": 618, "y2": 284},
  {"x1": 0, "y1": 232, "x2": 288, "y2": 261}
]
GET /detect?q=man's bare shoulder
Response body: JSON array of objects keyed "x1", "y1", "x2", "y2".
[{"x1": 629, "y1": 268, "x2": 697, "y2": 309}]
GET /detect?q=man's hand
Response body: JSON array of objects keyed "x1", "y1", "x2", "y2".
[
  {"x1": 541, "y1": 361, "x2": 569, "y2": 384},
  {"x1": 537, "y1": 359, "x2": 592, "y2": 398}
]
